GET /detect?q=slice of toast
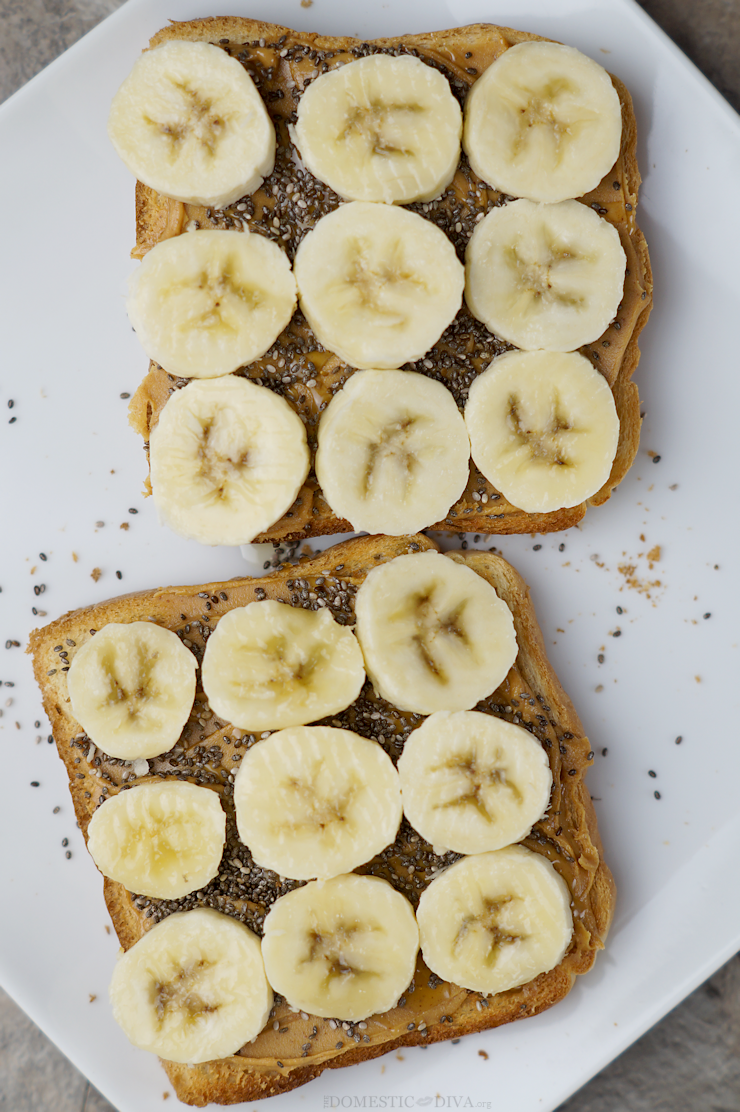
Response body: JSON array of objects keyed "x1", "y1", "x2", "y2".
[
  {"x1": 126, "y1": 17, "x2": 652, "y2": 542},
  {"x1": 29, "y1": 533, "x2": 615, "y2": 1106}
]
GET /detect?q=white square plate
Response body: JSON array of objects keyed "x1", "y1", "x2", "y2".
[{"x1": 1, "y1": 1, "x2": 739, "y2": 1109}]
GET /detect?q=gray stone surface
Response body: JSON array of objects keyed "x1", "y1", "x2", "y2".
[{"x1": 0, "y1": 2, "x2": 737, "y2": 1111}]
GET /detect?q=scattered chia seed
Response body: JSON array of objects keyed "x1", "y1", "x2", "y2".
[
  {"x1": 128, "y1": 507, "x2": 138, "y2": 515},
  {"x1": 533, "y1": 544, "x2": 541, "y2": 551},
  {"x1": 652, "y1": 455, "x2": 661, "y2": 463},
  {"x1": 602, "y1": 748, "x2": 608, "y2": 756},
  {"x1": 116, "y1": 571, "x2": 123, "y2": 580},
  {"x1": 675, "y1": 736, "x2": 683, "y2": 745},
  {"x1": 703, "y1": 612, "x2": 711, "y2": 619},
  {"x1": 559, "y1": 543, "x2": 565, "y2": 551},
  {"x1": 39, "y1": 553, "x2": 47, "y2": 561},
  {"x1": 120, "y1": 392, "x2": 131, "y2": 399},
  {"x1": 648, "y1": 770, "x2": 657, "y2": 777},
  {"x1": 30, "y1": 781, "x2": 39, "y2": 787},
  {"x1": 65, "y1": 851, "x2": 72, "y2": 859},
  {"x1": 654, "y1": 790, "x2": 661, "y2": 799}
]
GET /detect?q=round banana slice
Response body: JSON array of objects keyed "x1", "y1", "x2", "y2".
[
  {"x1": 465, "y1": 198, "x2": 626, "y2": 351},
  {"x1": 416, "y1": 847, "x2": 573, "y2": 995},
  {"x1": 293, "y1": 201, "x2": 464, "y2": 370},
  {"x1": 201, "y1": 601, "x2": 365, "y2": 730},
  {"x1": 315, "y1": 370, "x2": 470, "y2": 535},
  {"x1": 87, "y1": 782, "x2": 226, "y2": 899},
  {"x1": 354, "y1": 552, "x2": 517, "y2": 715},
  {"x1": 465, "y1": 349, "x2": 619, "y2": 513},
  {"x1": 234, "y1": 726, "x2": 402, "y2": 880},
  {"x1": 110, "y1": 907, "x2": 272, "y2": 1063},
  {"x1": 262, "y1": 874, "x2": 419, "y2": 1020},
  {"x1": 149, "y1": 377, "x2": 310, "y2": 546},
  {"x1": 127, "y1": 230, "x2": 297, "y2": 380},
  {"x1": 291, "y1": 53, "x2": 462, "y2": 204},
  {"x1": 66, "y1": 622, "x2": 196, "y2": 760},
  {"x1": 108, "y1": 41, "x2": 275, "y2": 208},
  {"x1": 463, "y1": 41, "x2": 622, "y2": 203},
  {"x1": 397, "y1": 710, "x2": 552, "y2": 854}
]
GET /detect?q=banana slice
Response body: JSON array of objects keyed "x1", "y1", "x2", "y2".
[
  {"x1": 66, "y1": 622, "x2": 196, "y2": 760},
  {"x1": 465, "y1": 349, "x2": 619, "y2": 513},
  {"x1": 233, "y1": 726, "x2": 402, "y2": 880},
  {"x1": 416, "y1": 847, "x2": 573, "y2": 995},
  {"x1": 293, "y1": 201, "x2": 464, "y2": 369},
  {"x1": 149, "y1": 377, "x2": 310, "y2": 546},
  {"x1": 465, "y1": 198, "x2": 626, "y2": 351},
  {"x1": 291, "y1": 53, "x2": 462, "y2": 204},
  {"x1": 86, "y1": 782, "x2": 226, "y2": 899},
  {"x1": 108, "y1": 41, "x2": 275, "y2": 208},
  {"x1": 261, "y1": 874, "x2": 419, "y2": 1021},
  {"x1": 354, "y1": 552, "x2": 517, "y2": 715},
  {"x1": 397, "y1": 711, "x2": 552, "y2": 854},
  {"x1": 127, "y1": 230, "x2": 297, "y2": 380},
  {"x1": 463, "y1": 41, "x2": 622, "y2": 203},
  {"x1": 109, "y1": 907, "x2": 272, "y2": 1063},
  {"x1": 201, "y1": 601, "x2": 365, "y2": 730},
  {"x1": 315, "y1": 369, "x2": 470, "y2": 535}
]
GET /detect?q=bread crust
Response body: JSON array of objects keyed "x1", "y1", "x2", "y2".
[
  {"x1": 126, "y1": 17, "x2": 652, "y2": 541},
  {"x1": 29, "y1": 533, "x2": 615, "y2": 1105}
]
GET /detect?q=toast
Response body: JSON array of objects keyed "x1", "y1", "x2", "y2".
[
  {"x1": 28, "y1": 533, "x2": 615, "y2": 1106},
  {"x1": 126, "y1": 17, "x2": 652, "y2": 542}
]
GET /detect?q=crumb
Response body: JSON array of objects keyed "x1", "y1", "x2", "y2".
[
  {"x1": 396, "y1": 1053, "x2": 405, "y2": 1061},
  {"x1": 120, "y1": 522, "x2": 129, "y2": 531},
  {"x1": 380, "y1": 1066, "x2": 386, "y2": 1075},
  {"x1": 104, "y1": 925, "x2": 111, "y2": 934},
  {"x1": 301, "y1": 0, "x2": 313, "y2": 7},
  {"x1": 595, "y1": 685, "x2": 604, "y2": 692},
  {"x1": 91, "y1": 568, "x2": 102, "y2": 582},
  {"x1": 163, "y1": 1095, "x2": 170, "y2": 1102},
  {"x1": 478, "y1": 1049, "x2": 489, "y2": 1060},
  {"x1": 30, "y1": 566, "x2": 36, "y2": 574},
  {"x1": 639, "y1": 534, "x2": 645, "y2": 542},
  {"x1": 89, "y1": 994, "x2": 97, "y2": 1003},
  {"x1": 647, "y1": 545, "x2": 661, "y2": 567},
  {"x1": 695, "y1": 675, "x2": 701, "y2": 683},
  {"x1": 72, "y1": 552, "x2": 79, "y2": 563}
]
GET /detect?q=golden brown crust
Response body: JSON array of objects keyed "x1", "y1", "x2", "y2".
[
  {"x1": 28, "y1": 533, "x2": 615, "y2": 1105},
  {"x1": 126, "y1": 17, "x2": 652, "y2": 542}
]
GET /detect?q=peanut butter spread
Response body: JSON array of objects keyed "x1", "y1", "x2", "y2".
[
  {"x1": 32, "y1": 536, "x2": 608, "y2": 1078},
  {"x1": 128, "y1": 23, "x2": 652, "y2": 542}
]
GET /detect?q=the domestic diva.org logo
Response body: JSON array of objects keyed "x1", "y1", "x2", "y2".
[{"x1": 324, "y1": 1098, "x2": 492, "y2": 1108}]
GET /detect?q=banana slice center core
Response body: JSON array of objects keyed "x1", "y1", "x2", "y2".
[
  {"x1": 307, "y1": 923, "x2": 377, "y2": 982},
  {"x1": 341, "y1": 101, "x2": 422, "y2": 158},
  {"x1": 281, "y1": 766, "x2": 361, "y2": 833},
  {"x1": 455, "y1": 897, "x2": 525, "y2": 967},
  {"x1": 399, "y1": 592, "x2": 469, "y2": 683},
  {"x1": 507, "y1": 393, "x2": 580, "y2": 466},
  {"x1": 363, "y1": 414, "x2": 421, "y2": 495},
  {"x1": 345, "y1": 239, "x2": 425, "y2": 316},
  {"x1": 101, "y1": 645, "x2": 159, "y2": 719},
  {"x1": 154, "y1": 959, "x2": 218, "y2": 1025},
  {"x1": 433, "y1": 751, "x2": 522, "y2": 822},
  {"x1": 507, "y1": 243, "x2": 585, "y2": 309},
  {"x1": 145, "y1": 81, "x2": 228, "y2": 160},
  {"x1": 197, "y1": 418, "x2": 250, "y2": 494}
]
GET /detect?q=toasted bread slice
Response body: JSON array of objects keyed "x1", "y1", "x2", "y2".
[
  {"x1": 126, "y1": 17, "x2": 652, "y2": 542},
  {"x1": 29, "y1": 533, "x2": 615, "y2": 1105}
]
